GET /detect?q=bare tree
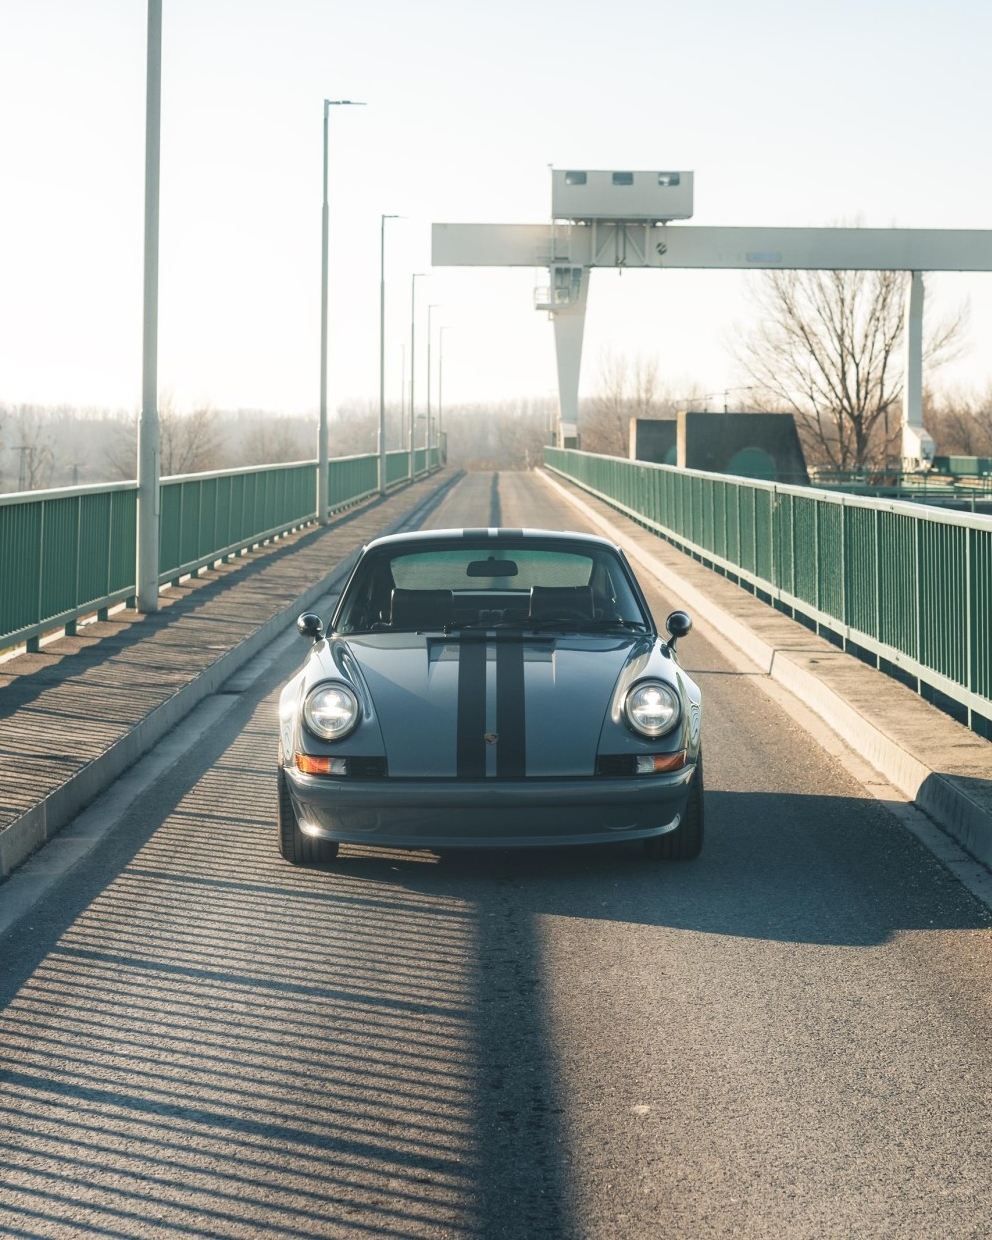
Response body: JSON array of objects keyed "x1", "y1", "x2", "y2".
[
  {"x1": 159, "y1": 397, "x2": 221, "y2": 476},
  {"x1": 583, "y1": 352, "x2": 660, "y2": 455},
  {"x1": 329, "y1": 402, "x2": 379, "y2": 457},
  {"x1": 926, "y1": 385, "x2": 992, "y2": 457},
  {"x1": 95, "y1": 397, "x2": 222, "y2": 480},
  {"x1": 6, "y1": 404, "x2": 56, "y2": 490},
  {"x1": 99, "y1": 410, "x2": 138, "y2": 480},
  {"x1": 238, "y1": 413, "x2": 315, "y2": 466},
  {"x1": 582, "y1": 351, "x2": 707, "y2": 456},
  {"x1": 737, "y1": 269, "x2": 965, "y2": 471}
]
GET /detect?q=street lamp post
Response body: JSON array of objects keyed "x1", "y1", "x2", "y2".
[
  {"x1": 409, "y1": 272, "x2": 426, "y2": 478},
  {"x1": 136, "y1": 0, "x2": 162, "y2": 613},
  {"x1": 319, "y1": 98, "x2": 364, "y2": 525},
  {"x1": 379, "y1": 213, "x2": 400, "y2": 494},
  {"x1": 400, "y1": 343, "x2": 406, "y2": 426},
  {"x1": 438, "y1": 325, "x2": 453, "y2": 463},
  {"x1": 426, "y1": 303, "x2": 440, "y2": 468}
]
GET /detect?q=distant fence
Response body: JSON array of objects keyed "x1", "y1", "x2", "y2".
[
  {"x1": 546, "y1": 448, "x2": 992, "y2": 737},
  {"x1": 0, "y1": 447, "x2": 442, "y2": 653}
]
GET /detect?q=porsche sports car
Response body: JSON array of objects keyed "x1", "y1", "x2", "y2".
[{"x1": 277, "y1": 528, "x2": 702, "y2": 864}]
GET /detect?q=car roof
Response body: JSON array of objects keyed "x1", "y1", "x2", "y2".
[{"x1": 361, "y1": 527, "x2": 622, "y2": 554}]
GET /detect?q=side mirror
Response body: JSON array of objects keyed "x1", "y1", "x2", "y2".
[
  {"x1": 296, "y1": 612, "x2": 324, "y2": 642},
  {"x1": 665, "y1": 610, "x2": 692, "y2": 649}
]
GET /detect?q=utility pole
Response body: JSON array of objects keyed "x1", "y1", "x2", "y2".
[
  {"x1": 136, "y1": 0, "x2": 162, "y2": 612},
  {"x1": 319, "y1": 99, "x2": 365, "y2": 522}
]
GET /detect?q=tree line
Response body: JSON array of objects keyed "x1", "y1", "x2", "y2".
[
  {"x1": 0, "y1": 401, "x2": 318, "y2": 492},
  {"x1": 0, "y1": 396, "x2": 558, "y2": 493},
  {"x1": 3, "y1": 264, "x2": 990, "y2": 491}
]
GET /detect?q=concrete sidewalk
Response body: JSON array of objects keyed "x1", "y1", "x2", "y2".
[
  {"x1": 542, "y1": 469, "x2": 992, "y2": 872},
  {"x1": 0, "y1": 471, "x2": 457, "y2": 880}
]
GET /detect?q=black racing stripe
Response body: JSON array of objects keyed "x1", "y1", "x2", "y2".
[
  {"x1": 462, "y1": 528, "x2": 489, "y2": 539},
  {"x1": 496, "y1": 639, "x2": 526, "y2": 778},
  {"x1": 456, "y1": 637, "x2": 487, "y2": 779}
]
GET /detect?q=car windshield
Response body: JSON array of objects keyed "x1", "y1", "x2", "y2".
[{"x1": 333, "y1": 541, "x2": 652, "y2": 635}]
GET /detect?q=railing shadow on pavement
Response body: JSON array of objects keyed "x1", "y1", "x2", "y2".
[{"x1": 0, "y1": 661, "x2": 573, "y2": 1239}]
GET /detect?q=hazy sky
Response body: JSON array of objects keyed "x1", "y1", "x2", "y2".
[{"x1": 2, "y1": 0, "x2": 991, "y2": 419}]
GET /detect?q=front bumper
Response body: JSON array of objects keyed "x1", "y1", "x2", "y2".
[{"x1": 284, "y1": 765, "x2": 697, "y2": 849}]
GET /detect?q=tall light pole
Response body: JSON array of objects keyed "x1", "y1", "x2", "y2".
[
  {"x1": 426, "y1": 303, "x2": 440, "y2": 468},
  {"x1": 136, "y1": 0, "x2": 162, "y2": 613},
  {"x1": 438, "y1": 325, "x2": 453, "y2": 463},
  {"x1": 319, "y1": 98, "x2": 364, "y2": 525},
  {"x1": 409, "y1": 272, "x2": 427, "y2": 478},
  {"x1": 400, "y1": 343, "x2": 406, "y2": 426},
  {"x1": 379, "y1": 213, "x2": 400, "y2": 494}
]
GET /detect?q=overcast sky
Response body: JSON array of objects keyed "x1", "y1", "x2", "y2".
[{"x1": 2, "y1": 0, "x2": 991, "y2": 419}]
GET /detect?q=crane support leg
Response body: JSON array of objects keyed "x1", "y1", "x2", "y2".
[
  {"x1": 552, "y1": 268, "x2": 590, "y2": 445},
  {"x1": 902, "y1": 271, "x2": 934, "y2": 468}
]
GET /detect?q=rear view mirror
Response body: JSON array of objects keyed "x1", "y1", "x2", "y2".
[
  {"x1": 297, "y1": 612, "x2": 324, "y2": 642},
  {"x1": 466, "y1": 557, "x2": 518, "y2": 578},
  {"x1": 665, "y1": 610, "x2": 692, "y2": 648}
]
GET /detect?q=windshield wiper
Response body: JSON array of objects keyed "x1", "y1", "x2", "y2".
[
  {"x1": 576, "y1": 618, "x2": 650, "y2": 632},
  {"x1": 521, "y1": 617, "x2": 650, "y2": 633},
  {"x1": 443, "y1": 619, "x2": 529, "y2": 633}
]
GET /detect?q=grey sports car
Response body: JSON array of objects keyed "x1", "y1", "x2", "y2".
[{"x1": 277, "y1": 528, "x2": 702, "y2": 864}]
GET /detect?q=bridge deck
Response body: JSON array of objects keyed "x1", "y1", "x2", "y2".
[{"x1": 2, "y1": 465, "x2": 990, "y2": 888}]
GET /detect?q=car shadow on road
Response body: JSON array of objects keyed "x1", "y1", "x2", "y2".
[{"x1": 361, "y1": 787, "x2": 991, "y2": 949}]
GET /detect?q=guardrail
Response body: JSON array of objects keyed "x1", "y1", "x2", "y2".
[
  {"x1": 545, "y1": 447, "x2": 992, "y2": 738},
  {"x1": 1, "y1": 447, "x2": 441, "y2": 653}
]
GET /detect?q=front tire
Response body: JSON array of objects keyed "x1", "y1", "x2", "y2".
[
  {"x1": 278, "y1": 763, "x2": 340, "y2": 866},
  {"x1": 644, "y1": 753, "x2": 704, "y2": 861}
]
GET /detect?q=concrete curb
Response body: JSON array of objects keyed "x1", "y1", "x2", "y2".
[
  {"x1": 540, "y1": 469, "x2": 992, "y2": 870},
  {"x1": 0, "y1": 473, "x2": 458, "y2": 880}
]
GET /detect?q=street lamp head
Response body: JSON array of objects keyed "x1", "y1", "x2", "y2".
[{"x1": 325, "y1": 99, "x2": 367, "y2": 106}]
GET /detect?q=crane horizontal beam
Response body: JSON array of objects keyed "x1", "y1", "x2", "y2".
[{"x1": 432, "y1": 222, "x2": 992, "y2": 272}]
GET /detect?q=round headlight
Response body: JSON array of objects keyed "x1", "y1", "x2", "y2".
[
  {"x1": 623, "y1": 681, "x2": 681, "y2": 738},
  {"x1": 303, "y1": 683, "x2": 360, "y2": 740}
]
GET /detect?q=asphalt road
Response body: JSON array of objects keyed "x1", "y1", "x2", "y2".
[{"x1": 2, "y1": 470, "x2": 991, "y2": 1239}]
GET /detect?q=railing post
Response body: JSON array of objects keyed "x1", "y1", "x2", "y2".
[
  {"x1": 874, "y1": 506, "x2": 882, "y2": 669},
  {"x1": 840, "y1": 494, "x2": 847, "y2": 648},
  {"x1": 966, "y1": 525, "x2": 973, "y2": 730}
]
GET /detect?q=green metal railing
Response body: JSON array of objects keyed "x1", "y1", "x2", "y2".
[
  {"x1": 546, "y1": 448, "x2": 992, "y2": 736},
  {"x1": 159, "y1": 462, "x2": 317, "y2": 584},
  {"x1": 0, "y1": 482, "x2": 137, "y2": 649},
  {"x1": 0, "y1": 447, "x2": 443, "y2": 652}
]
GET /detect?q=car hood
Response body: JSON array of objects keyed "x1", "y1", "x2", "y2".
[{"x1": 338, "y1": 632, "x2": 656, "y2": 778}]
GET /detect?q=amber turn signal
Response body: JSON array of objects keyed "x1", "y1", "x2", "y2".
[
  {"x1": 295, "y1": 754, "x2": 346, "y2": 775},
  {"x1": 635, "y1": 750, "x2": 688, "y2": 775}
]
